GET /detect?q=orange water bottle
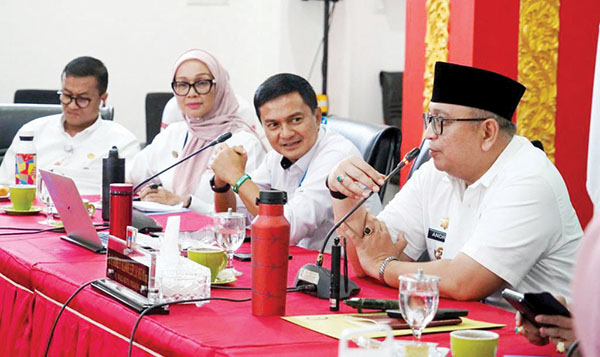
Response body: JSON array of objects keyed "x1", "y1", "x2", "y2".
[{"x1": 251, "y1": 190, "x2": 290, "y2": 316}]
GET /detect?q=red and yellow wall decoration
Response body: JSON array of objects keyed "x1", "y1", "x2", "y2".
[{"x1": 402, "y1": 0, "x2": 600, "y2": 226}]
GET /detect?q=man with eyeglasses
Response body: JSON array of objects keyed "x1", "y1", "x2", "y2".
[
  {"x1": 328, "y1": 62, "x2": 582, "y2": 308},
  {"x1": 0, "y1": 56, "x2": 139, "y2": 194}
]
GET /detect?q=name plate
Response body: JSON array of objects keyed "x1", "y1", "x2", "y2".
[{"x1": 106, "y1": 234, "x2": 157, "y2": 299}]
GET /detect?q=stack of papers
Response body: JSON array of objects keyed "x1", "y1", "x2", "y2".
[{"x1": 133, "y1": 201, "x2": 189, "y2": 215}]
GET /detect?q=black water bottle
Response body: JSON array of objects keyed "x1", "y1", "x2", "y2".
[{"x1": 102, "y1": 146, "x2": 125, "y2": 221}]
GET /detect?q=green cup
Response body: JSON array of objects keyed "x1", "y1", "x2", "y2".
[
  {"x1": 9, "y1": 184, "x2": 36, "y2": 211},
  {"x1": 450, "y1": 330, "x2": 499, "y2": 357},
  {"x1": 188, "y1": 247, "x2": 227, "y2": 282}
]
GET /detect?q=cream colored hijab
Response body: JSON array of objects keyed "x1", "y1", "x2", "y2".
[{"x1": 172, "y1": 49, "x2": 260, "y2": 196}]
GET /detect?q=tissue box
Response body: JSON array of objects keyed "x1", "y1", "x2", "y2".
[{"x1": 158, "y1": 256, "x2": 211, "y2": 307}]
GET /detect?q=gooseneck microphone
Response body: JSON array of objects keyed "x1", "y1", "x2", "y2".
[
  {"x1": 133, "y1": 132, "x2": 232, "y2": 193},
  {"x1": 294, "y1": 147, "x2": 420, "y2": 300}
]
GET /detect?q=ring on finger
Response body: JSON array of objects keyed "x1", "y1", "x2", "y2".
[
  {"x1": 336, "y1": 175, "x2": 345, "y2": 183},
  {"x1": 556, "y1": 341, "x2": 565, "y2": 353},
  {"x1": 514, "y1": 326, "x2": 523, "y2": 335},
  {"x1": 364, "y1": 226, "x2": 373, "y2": 236}
]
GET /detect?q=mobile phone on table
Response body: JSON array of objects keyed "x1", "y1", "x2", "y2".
[
  {"x1": 234, "y1": 253, "x2": 252, "y2": 261},
  {"x1": 387, "y1": 308, "x2": 468, "y2": 320},
  {"x1": 233, "y1": 253, "x2": 292, "y2": 262},
  {"x1": 501, "y1": 288, "x2": 570, "y2": 328}
]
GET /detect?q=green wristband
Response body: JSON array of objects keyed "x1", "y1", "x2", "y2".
[{"x1": 232, "y1": 173, "x2": 251, "y2": 194}]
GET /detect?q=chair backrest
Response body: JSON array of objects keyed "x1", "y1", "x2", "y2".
[
  {"x1": 0, "y1": 104, "x2": 114, "y2": 163},
  {"x1": 145, "y1": 92, "x2": 174, "y2": 145},
  {"x1": 14, "y1": 89, "x2": 61, "y2": 104},
  {"x1": 379, "y1": 71, "x2": 403, "y2": 129},
  {"x1": 325, "y1": 116, "x2": 402, "y2": 200},
  {"x1": 407, "y1": 139, "x2": 431, "y2": 180}
]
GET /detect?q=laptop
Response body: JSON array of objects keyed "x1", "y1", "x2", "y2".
[{"x1": 39, "y1": 169, "x2": 109, "y2": 254}]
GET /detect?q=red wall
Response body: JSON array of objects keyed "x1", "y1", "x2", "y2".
[{"x1": 402, "y1": 0, "x2": 600, "y2": 227}]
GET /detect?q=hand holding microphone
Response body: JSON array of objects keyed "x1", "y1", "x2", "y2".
[{"x1": 327, "y1": 156, "x2": 387, "y2": 200}]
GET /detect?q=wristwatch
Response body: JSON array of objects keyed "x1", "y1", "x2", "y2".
[{"x1": 210, "y1": 175, "x2": 231, "y2": 193}]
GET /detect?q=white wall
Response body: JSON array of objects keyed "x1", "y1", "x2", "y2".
[{"x1": 0, "y1": 0, "x2": 404, "y2": 141}]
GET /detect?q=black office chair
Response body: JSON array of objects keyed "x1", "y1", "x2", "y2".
[
  {"x1": 325, "y1": 116, "x2": 402, "y2": 200},
  {"x1": 0, "y1": 104, "x2": 114, "y2": 163},
  {"x1": 14, "y1": 89, "x2": 61, "y2": 104},
  {"x1": 145, "y1": 92, "x2": 174, "y2": 145}
]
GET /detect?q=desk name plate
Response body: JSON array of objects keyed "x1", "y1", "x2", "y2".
[{"x1": 91, "y1": 233, "x2": 168, "y2": 314}]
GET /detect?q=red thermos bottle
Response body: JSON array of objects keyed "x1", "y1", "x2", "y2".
[
  {"x1": 251, "y1": 190, "x2": 290, "y2": 316},
  {"x1": 109, "y1": 183, "x2": 132, "y2": 240}
]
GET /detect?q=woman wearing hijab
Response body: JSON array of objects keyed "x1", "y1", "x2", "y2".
[{"x1": 127, "y1": 49, "x2": 266, "y2": 213}]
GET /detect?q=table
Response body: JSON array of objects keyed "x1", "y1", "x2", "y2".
[{"x1": 0, "y1": 205, "x2": 560, "y2": 356}]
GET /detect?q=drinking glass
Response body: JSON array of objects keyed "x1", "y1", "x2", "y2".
[
  {"x1": 37, "y1": 176, "x2": 57, "y2": 226},
  {"x1": 398, "y1": 269, "x2": 440, "y2": 340},
  {"x1": 213, "y1": 210, "x2": 246, "y2": 276}
]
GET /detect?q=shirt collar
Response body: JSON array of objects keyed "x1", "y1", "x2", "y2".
[
  {"x1": 60, "y1": 114, "x2": 102, "y2": 136},
  {"x1": 441, "y1": 135, "x2": 523, "y2": 189},
  {"x1": 279, "y1": 126, "x2": 325, "y2": 171},
  {"x1": 469, "y1": 135, "x2": 523, "y2": 188}
]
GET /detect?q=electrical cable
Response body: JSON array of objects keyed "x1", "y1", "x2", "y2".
[
  {"x1": 44, "y1": 279, "x2": 100, "y2": 357},
  {"x1": 128, "y1": 296, "x2": 251, "y2": 357},
  {"x1": 307, "y1": 2, "x2": 337, "y2": 82},
  {"x1": 0, "y1": 226, "x2": 65, "y2": 236},
  {"x1": 211, "y1": 285, "x2": 317, "y2": 292}
]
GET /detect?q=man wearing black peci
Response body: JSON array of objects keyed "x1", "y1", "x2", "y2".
[{"x1": 328, "y1": 62, "x2": 582, "y2": 308}]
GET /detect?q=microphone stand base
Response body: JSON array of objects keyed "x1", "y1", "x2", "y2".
[{"x1": 294, "y1": 264, "x2": 360, "y2": 300}]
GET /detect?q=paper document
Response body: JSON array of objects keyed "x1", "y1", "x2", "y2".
[
  {"x1": 282, "y1": 313, "x2": 504, "y2": 339},
  {"x1": 133, "y1": 201, "x2": 189, "y2": 215}
]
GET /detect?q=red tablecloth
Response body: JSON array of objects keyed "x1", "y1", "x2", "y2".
[{"x1": 0, "y1": 208, "x2": 559, "y2": 356}]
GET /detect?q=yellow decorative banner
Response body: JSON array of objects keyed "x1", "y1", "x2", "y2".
[
  {"x1": 423, "y1": 0, "x2": 450, "y2": 113},
  {"x1": 517, "y1": 0, "x2": 560, "y2": 161}
]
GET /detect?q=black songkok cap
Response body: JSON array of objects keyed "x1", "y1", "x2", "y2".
[{"x1": 431, "y1": 62, "x2": 526, "y2": 119}]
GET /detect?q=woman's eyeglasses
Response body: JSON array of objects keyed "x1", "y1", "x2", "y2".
[{"x1": 171, "y1": 79, "x2": 216, "y2": 96}]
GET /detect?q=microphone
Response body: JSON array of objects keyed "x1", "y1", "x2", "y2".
[
  {"x1": 294, "y1": 147, "x2": 420, "y2": 300},
  {"x1": 133, "y1": 132, "x2": 232, "y2": 193}
]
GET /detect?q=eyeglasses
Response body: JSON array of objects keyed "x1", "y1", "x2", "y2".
[
  {"x1": 171, "y1": 79, "x2": 216, "y2": 96},
  {"x1": 57, "y1": 91, "x2": 92, "y2": 109},
  {"x1": 422, "y1": 113, "x2": 488, "y2": 135}
]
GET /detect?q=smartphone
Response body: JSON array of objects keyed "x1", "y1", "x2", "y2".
[
  {"x1": 233, "y1": 253, "x2": 252, "y2": 261},
  {"x1": 233, "y1": 253, "x2": 293, "y2": 262},
  {"x1": 387, "y1": 308, "x2": 468, "y2": 320},
  {"x1": 501, "y1": 288, "x2": 570, "y2": 328}
]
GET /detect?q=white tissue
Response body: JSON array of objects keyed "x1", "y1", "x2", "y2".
[{"x1": 156, "y1": 216, "x2": 211, "y2": 306}]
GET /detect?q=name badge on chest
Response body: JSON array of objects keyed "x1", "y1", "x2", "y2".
[{"x1": 427, "y1": 228, "x2": 446, "y2": 242}]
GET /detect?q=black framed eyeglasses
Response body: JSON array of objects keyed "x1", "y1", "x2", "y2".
[
  {"x1": 57, "y1": 91, "x2": 92, "y2": 109},
  {"x1": 422, "y1": 113, "x2": 488, "y2": 135},
  {"x1": 171, "y1": 79, "x2": 216, "y2": 96}
]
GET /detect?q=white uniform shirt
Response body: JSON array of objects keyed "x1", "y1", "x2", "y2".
[
  {"x1": 0, "y1": 114, "x2": 139, "y2": 195},
  {"x1": 378, "y1": 135, "x2": 582, "y2": 307},
  {"x1": 126, "y1": 121, "x2": 265, "y2": 214},
  {"x1": 250, "y1": 127, "x2": 382, "y2": 251}
]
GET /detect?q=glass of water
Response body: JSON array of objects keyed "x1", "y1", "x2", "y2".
[
  {"x1": 37, "y1": 176, "x2": 56, "y2": 226},
  {"x1": 213, "y1": 210, "x2": 246, "y2": 276},
  {"x1": 398, "y1": 269, "x2": 440, "y2": 340}
]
